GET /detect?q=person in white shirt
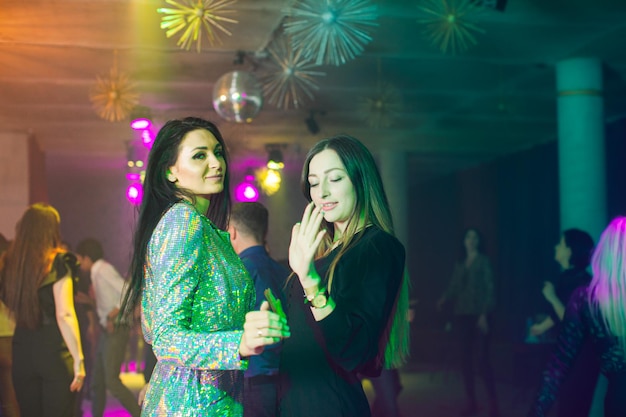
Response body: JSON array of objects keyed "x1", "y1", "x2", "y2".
[{"x1": 76, "y1": 238, "x2": 140, "y2": 417}]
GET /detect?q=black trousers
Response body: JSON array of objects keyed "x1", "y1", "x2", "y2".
[
  {"x1": 455, "y1": 314, "x2": 497, "y2": 407},
  {"x1": 12, "y1": 327, "x2": 76, "y2": 417},
  {"x1": 244, "y1": 374, "x2": 278, "y2": 417}
]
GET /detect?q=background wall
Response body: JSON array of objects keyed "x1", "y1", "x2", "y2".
[{"x1": 408, "y1": 117, "x2": 626, "y2": 362}]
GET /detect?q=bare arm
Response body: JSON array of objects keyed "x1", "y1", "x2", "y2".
[
  {"x1": 53, "y1": 275, "x2": 86, "y2": 392},
  {"x1": 542, "y1": 281, "x2": 566, "y2": 321},
  {"x1": 530, "y1": 316, "x2": 555, "y2": 336},
  {"x1": 550, "y1": 299, "x2": 566, "y2": 321}
]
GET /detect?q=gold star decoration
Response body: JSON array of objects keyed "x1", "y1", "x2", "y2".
[
  {"x1": 89, "y1": 53, "x2": 139, "y2": 122},
  {"x1": 158, "y1": 0, "x2": 238, "y2": 53},
  {"x1": 357, "y1": 82, "x2": 403, "y2": 128},
  {"x1": 261, "y1": 34, "x2": 326, "y2": 110},
  {"x1": 357, "y1": 60, "x2": 403, "y2": 128},
  {"x1": 417, "y1": 0, "x2": 485, "y2": 54}
]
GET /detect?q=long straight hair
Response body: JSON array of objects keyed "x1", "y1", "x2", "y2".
[
  {"x1": 0, "y1": 203, "x2": 63, "y2": 328},
  {"x1": 300, "y1": 134, "x2": 410, "y2": 368},
  {"x1": 588, "y1": 216, "x2": 626, "y2": 354},
  {"x1": 119, "y1": 117, "x2": 232, "y2": 322}
]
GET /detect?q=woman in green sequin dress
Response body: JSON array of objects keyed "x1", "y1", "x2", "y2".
[{"x1": 119, "y1": 117, "x2": 290, "y2": 417}]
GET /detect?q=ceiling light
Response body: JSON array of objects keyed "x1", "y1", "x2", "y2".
[
  {"x1": 266, "y1": 144, "x2": 286, "y2": 170},
  {"x1": 212, "y1": 71, "x2": 263, "y2": 123}
]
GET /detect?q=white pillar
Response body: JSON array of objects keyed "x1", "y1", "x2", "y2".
[{"x1": 556, "y1": 57, "x2": 607, "y2": 240}]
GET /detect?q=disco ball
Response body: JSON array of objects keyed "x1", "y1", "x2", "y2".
[{"x1": 212, "y1": 71, "x2": 263, "y2": 123}]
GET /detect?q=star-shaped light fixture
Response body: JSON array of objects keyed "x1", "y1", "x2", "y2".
[
  {"x1": 89, "y1": 53, "x2": 139, "y2": 122},
  {"x1": 158, "y1": 0, "x2": 238, "y2": 52},
  {"x1": 417, "y1": 0, "x2": 484, "y2": 54},
  {"x1": 261, "y1": 34, "x2": 326, "y2": 109},
  {"x1": 283, "y1": 0, "x2": 379, "y2": 66}
]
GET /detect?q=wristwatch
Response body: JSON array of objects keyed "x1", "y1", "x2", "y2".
[{"x1": 308, "y1": 288, "x2": 330, "y2": 309}]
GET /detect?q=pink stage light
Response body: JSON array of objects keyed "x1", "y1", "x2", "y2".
[
  {"x1": 235, "y1": 176, "x2": 259, "y2": 202},
  {"x1": 126, "y1": 172, "x2": 141, "y2": 181},
  {"x1": 126, "y1": 183, "x2": 143, "y2": 205},
  {"x1": 141, "y1": 130, "x2": 154, "y2": 148},
  {"x1": 130, "y1": 118, "x2": 151, "y2": 130}
]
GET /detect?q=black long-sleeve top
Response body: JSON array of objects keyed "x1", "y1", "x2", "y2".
[
  {"x1": 528, "y1": 286, "x2": 626, "y2": 417},
  {"x1": 278, "y1": 226, "x2": 405, "y2": 417}
]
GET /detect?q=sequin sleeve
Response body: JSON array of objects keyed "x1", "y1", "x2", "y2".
[
  {"x1": 527, "y1": 287, "x2": 588, "y2": 417},
  {"x1": 142, "y1": 203, "x2": 245, "y2": 370}
]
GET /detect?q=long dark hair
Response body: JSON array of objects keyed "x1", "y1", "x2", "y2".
[
  {"x1": 563, "y1": 228, "x2": 594, "y2": 269},
  {"x1": 119, "y1": 117, "x2": 231, "y2": 322},
  {"x1": 459, "y1": 227, "x2": 485, "y2": 261},
  {"x1": 300, "y1": 134, "x2": 410, "y2": 368},
  {"x1": 0, "y1": 203, "x2": 63, "y2": 328}
]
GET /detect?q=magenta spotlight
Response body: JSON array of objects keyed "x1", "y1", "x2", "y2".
[
  {"x1": 141, "y1": 130, "x2": 154, "y2": 148},
  {"x1": 126, "y1": 172, "x2": 141, "y2": 181},
  {"x1": 130, "y1": 118, "x2": 151, "y2": 130},
  {"x1": 126, "y1": 183, "x2": 143, "y2": 205},
  {"x1": 235, "y1": 176, "x2": 259, "y2": 202}
]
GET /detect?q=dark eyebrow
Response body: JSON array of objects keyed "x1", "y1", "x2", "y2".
[
  {"x1": 308, "y1": 168, "x2": 344, "y2": 177},
  {"x1": 191, "y1": 144, "x2": 222, "y2": 151}
]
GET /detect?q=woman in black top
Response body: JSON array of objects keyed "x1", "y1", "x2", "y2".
[
  {"x1": 0, "y1": 203, "x2": 85, "y2": 417},
  {"x1": 279, "y1": 135, "x2": 410, "y2": 417},
  {"x1": 529, "y1": 217, "x2": 626, "y2": 417},
  {"x1": 529, "y1": 228, "x2": 598, "y2": 417},
  {"x1": 531, "y1": 229, "x2": 595, "y2": 337}
]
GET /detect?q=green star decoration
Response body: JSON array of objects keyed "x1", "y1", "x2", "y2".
[
  {"x1": 418, "y1": 0, "x2": 485, "y2": 54},
  {"x1": 284, "y1": 0, "x2": 379, "y2": 66}
]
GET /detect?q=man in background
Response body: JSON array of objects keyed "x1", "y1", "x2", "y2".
[
  {"x1": 228, "y1": 202, "x2": 289, "y2": 417},
  {"x1": 76, "y1": 239, "x2": 140, "y2": 417}
]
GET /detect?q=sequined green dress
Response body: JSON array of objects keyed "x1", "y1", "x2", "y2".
[{"x1": 141, "y1": 201, "x2": 254, "y2": 416}]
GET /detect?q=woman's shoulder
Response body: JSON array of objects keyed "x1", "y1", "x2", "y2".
[
  {"x1": 159, "y1": 201, "x2": 205, "y2": 229},
  {"x1": 163, "y1": 200, "x2": 200, "y2": 218},
  {"x1": 474, "y1": 253, "x2": 492, "y2": 265},
  {"x1": 358, "y1": 226, "x2": 405, "y2": 254},
  {"x1": 42, "y1": 251, "x2": 79, "y2": 287}
]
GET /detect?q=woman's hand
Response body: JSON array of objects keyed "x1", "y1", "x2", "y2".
[
  {"x1": 239, "y1": 301, "x2": 290, "y2": 357},
  {"x1": 70, "y1": 358, "x2": 86, "y2": 392},
  {"x1": 289, "y1": 202, "x2": 326, "y2": 283}
]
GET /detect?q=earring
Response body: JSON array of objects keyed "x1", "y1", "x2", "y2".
[{"x1": 166, "y1": 170, "x2": 176, "y2": 183}]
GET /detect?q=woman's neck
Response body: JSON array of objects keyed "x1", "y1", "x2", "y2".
[
  {"x1": 332, "y1": 218, "x2": 370, "y2": 249},
  {"x1": 183, "y1": 195, "x2": 210, "y2": 215}
]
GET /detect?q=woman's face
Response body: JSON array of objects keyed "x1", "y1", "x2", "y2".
[
  {"x1": 168, "y1": 129, "x2": 226, "y2": 197},
  {"x1": 464, "y1": 229, "x2": 480, "y2": 252},
  {"x1": 554, "y1": 235, "x2": 571, "y2": 268},
  {"x1": 307, "y1": 149, "x2": 357, "y2": 234}
]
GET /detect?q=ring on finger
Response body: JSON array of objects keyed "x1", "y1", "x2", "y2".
[{"x1": 257, "y1": 329, "x2": 263, "y2": 337}]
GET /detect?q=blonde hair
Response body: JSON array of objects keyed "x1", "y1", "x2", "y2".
[{"x1": 588, "y1": 216, "x2": 626, "y2": 354}]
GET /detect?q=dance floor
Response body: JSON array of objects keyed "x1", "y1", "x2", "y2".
[{"x1": 83, "y1": 363, "x2": 538, "y2": 417}]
